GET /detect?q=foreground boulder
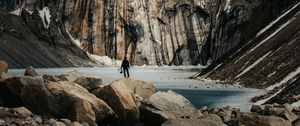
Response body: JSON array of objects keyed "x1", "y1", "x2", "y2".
[
  {"x1": 43, "y1": 70, "x2": 102, "y2": 92},
  {"x1": 93, "y1": 79, "x2": 139, "y2": 126},
  {"x1": 111, "y1": 78, "x2": 156, "y2": 100},
  {"x1": 5, "y1": 76, "x2": 114, "y2": 125},
  {"x1": 237, "y1": 113, "x2": 292, "y2": 126},
  {"x1": 0, "y1": 107, "x2": 33, "y2": 118},
  {"x1": 74, "y1": 77, "x2": 102, "y2": 92},
  {"x1": 69, "y1": 98, "x2": 96, "y2": 126},
  {"x1": 251, "y1": 104, "x2": 299, "y2": 123},
  {"x1": 162, "y1": 114, "x2": 226, "y2": 126},
  {"x1": 24, "y1": 66, "x2": 39, "y2": 77},
  {"x1": 140, "y1": 90, "x2": 201, "y2": 125}
]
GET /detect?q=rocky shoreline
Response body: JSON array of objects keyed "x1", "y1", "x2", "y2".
[{"x1": 0, "y1": 61, "x2": 299, "y2": 126}]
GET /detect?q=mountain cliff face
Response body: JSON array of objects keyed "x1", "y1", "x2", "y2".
[
  {"x1": 1, "y1": 0, "x2": 297, "y2": 66},
  {"x1": 0, "y1": 3, "x2": 96, "y2": 68}
]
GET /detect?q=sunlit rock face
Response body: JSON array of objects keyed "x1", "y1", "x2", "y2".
[
  {"x1": 0, "y1": 0, "x2": 297, "y2": 66},
  {"x1": 60, "y1": 0, "x2": 211, "y2": 66}
]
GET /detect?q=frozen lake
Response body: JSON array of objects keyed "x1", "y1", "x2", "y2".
[{"x1": 8, "y1": 66, "x2": 263, "y2": 111}]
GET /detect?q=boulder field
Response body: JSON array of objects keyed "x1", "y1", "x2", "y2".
[{"x1": 0, "y1": 66, "x2": 299, "y2": 126}]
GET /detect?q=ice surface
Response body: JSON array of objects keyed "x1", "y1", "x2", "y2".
[{"x1": 8, "y1": 67, "x2": 263, "y2": 111}]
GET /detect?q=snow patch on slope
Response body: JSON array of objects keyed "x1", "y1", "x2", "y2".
[
  {"x1": 236, "y1": 52, "x2": 271, "y2": 78},
  {"x1": 39, "y1": 7, "x2": 51, "y2": 29},
  {"x1": 67, "y1": 31, "x2": 81, "y2": 47},
  {"x1": 255, "y1": 87, "x2": 285, "y2": 105},
  {"x1": 10, "y1": 8, "x2": 22, "y2": 15},
  {"x1": 249, "y1": 18, "x2": 295, "y2": 53},
  {"x1": 267, "y1": 67, "x2": 300, "y2": 91},
  {"x1": 10, "y1": 8, "x2": 33, "y2": 15},
  {"x1": 256, "y1": 2, "x2": 300, "y2": 37}
]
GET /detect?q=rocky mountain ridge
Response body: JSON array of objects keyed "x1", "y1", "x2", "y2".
[
  {"x1": 195, "y1": 1, "x2": 300, "y2": 106},
  {"x1": 1, "y1": 0, "x2": 297, "y2": 67}
]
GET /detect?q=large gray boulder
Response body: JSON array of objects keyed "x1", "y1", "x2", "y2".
[
  {"x1": 251, "y1": 105, "x2": 264, "y2": 113},
  {"x1": 146, "y1": 90, "x2": 201, "y2": 117},
  {"x1": 5, "y1": 76, "x2": 114, "y2": 125},
  {"x1": 0, "y1": 107, "x2": 37, "y2": 125},
  {"x1": 24, "y1": 66, "x2": 39, "y2": 77},
  {"x1": 69, "y1": 98, "x2": 96, "y2": 126},
  {"x1": 263, "y1": 104, "x2": 298, "y2": 122},
  {"x1": 93, "y1": 79, "x2": 140, "y2": 126},
  {"x1": 0, "y1": 107, "x2": 33, "y2": 118},
  {"x1": 237, "y1": 113, "x2": 292, "y2": 126},
  {"x1": 140, "y1": 90, "x2": 201, "y2": 125},
  {"x1": 162, "y1": 114, "x2": 226, "y2": 126}
]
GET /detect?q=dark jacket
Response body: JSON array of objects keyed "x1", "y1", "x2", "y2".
[{"x1": 121, "y1": 59, "x2": 130, "y2": 69}]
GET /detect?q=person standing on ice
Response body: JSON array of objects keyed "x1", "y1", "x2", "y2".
[{"x1": 121, "y1": 56, "x2": 130, "y2": 78}]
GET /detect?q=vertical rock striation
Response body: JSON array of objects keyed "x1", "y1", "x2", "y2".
[{"x1": 0, "y1": 0, "x2": 298, "y2": 66}]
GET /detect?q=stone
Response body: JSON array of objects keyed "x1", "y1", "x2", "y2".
[
  {"x1": 284, "y1": 104, "x2": 294, "y2": 112},
  {"x1": 294, "y1": 119, "x2": 300, "y2": 126},
  {"x1": 24, "y1": 66, "x2": 39, "y2": 77},
  {"x1": 74, "y1": 76, "x2": 102, "y2": 92},
  {"x1": 0, "y1": 107, "x2": 32, "y2": 118},
  {"x1": 93, "y1": 80, "x2": 139, "y2": 126},
  {"x1": 45, "y1": 118, "x2": 58, "y2": 125},
  {"x1": 12, "y1": 107, "x2": 33, "y2": 117},
  {"x1": 33, "y1": 115, "x2": 43, "y2": 124},
  {"x1": 0, "y1": 80, "x2": 23, "y2": 107},
  {"x1": 43, "y1": 74, "x2": 68, "y2": 82},
  {"x1": 54, "y1": 122, "x2": 67, "y2": 126},
  {"x1": 0, "y1": 60, "x2": 8, "y2": 74},
  {"x1": 61, "y1": 70, "x2": 85, "y2": 82},
  {"x1": 251, "y1": 105, "x2": 264, "y2": 113},
  {"x1": 162, "y1": 114, "x2": 226, "y2": 126},
  {"x1": 140, "y1": 90, "x2": 201, "y2": 125},
  {"x1": 218, "y1": 110, "x2": 232, "y2": 123},
  {"x1": 5, "y1": 76, "x2": 114, "y2": 123},
  {"x1": 60, "y1": 119, "x2": 72, "y2": 125},
  {"x1": 237, "y1": 113, "x2": 292, "y2": 126},
  {"x1": 146, "y1": 90, "x2": 201, "y2": 118},
  {"x1": 44, "y1": 80, "x2": 114, "y2": 123},
  {"x1": 111, "y1": 78, "x2": 156, "y2": 100},
  {"x1": 282, "y1": 109, "x2": 298, "y2": 123},
  {"x1": 200, "y1": 106, "x2": 209, "y2": 112},
  {"x1": 70, "y1": 122, "x2": 82, "y2": 126},
  {"x1": 140, "y1": 106, "x2": 177, "y2": 126},
  {"x1": 0, "y1": 119, "x2": 5, "y2": 124},
  {"x1": 69, "y1": 98, "x2": 97, "y2": 126},
  {"x1": 293, "y1": 95, "x2": 300, "y2": 101},
  {"x1": 267, "y1": 107, "x2": 285, "y2": 116},
  {"x1": 292, "y1": 106, "x2": 300, "y2": 112}
]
